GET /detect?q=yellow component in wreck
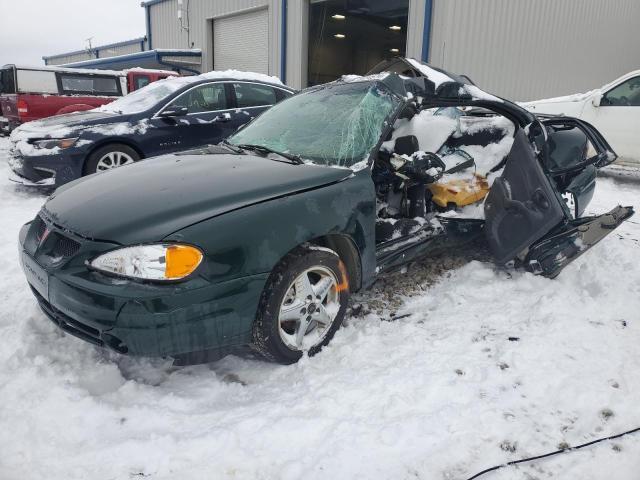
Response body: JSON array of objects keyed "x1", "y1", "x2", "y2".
[{"x1": 428, "y1": 174, "x2": 490, "y2": 209}]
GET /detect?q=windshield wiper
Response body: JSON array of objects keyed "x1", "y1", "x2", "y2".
[
  {"x1": 234, "y1": 143, "x2": 304, "y2": 165},
  {"x1": 220, "y1": 139, "x2": 244, "y2": 154}
]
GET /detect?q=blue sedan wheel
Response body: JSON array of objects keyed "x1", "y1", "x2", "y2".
[{"x1": 85, "y1": 143, "x2": 140, "y2": 175}]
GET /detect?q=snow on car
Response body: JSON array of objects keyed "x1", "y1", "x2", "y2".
[
  {"x1": 522, "y1": 71, "x2": 640, "y2": 165},
  {"x1": 2, "y1": 134, "x2": 640, "y2": 479}
]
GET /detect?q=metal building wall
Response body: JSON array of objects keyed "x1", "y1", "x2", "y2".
[
  {"x1": 45, "y1": 52, "x2": 93, "y2": 66},
  {"x1": 428, "y1": 0, "x2": 640, "y2": 101},
  {"x1": 98, "y1": 42, "x2": 144, "y2": 59},
  {"x1": 45, "y1": 41, "x2": 146, "y2": 66},
  {"x1": 285, "y1": 0, "x2": 308, "y2": 89},
  {"x1": 148, "y1": 0, "x2": 283, "y2": 76}
]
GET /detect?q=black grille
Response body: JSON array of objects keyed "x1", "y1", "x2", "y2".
[
  {"x1": 51, "y1": 234, "x2": 81, "y2": 258},
  {"x1": 31, "y1": 287, "x2": 104, "y2": 347}
]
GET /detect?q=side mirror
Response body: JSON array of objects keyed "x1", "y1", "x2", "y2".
[
  {"x1": 592, "y1": 93, "x2": 602, "y2": 107},
  {"x1": 158, "y1": 106, "x2": 188, "y2": 118}
]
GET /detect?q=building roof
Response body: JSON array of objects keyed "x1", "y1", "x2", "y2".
[
  {"x1": 57, "y1": 49, "x2": 203, "y2": 75},
  {"x1": 42, "y1": 37, "x2": 147, "y2": 62},
  {"x1": 140, "y1": 0, "x2": 171, "y2": 6}
]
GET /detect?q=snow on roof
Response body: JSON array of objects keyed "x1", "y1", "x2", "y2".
[
  {"x1": 195, "y1": 69, "x2": 283, "y2": 86},
  {"x1": 96, "y1": 69, "x2": 285, "y2": 114},
  {"x1": 519, "y1": 89, "x2": 600, "y2": 106},
  {"x1": 463, "y1": 84, "x2": 503, "y2": 103},
  {"x1": 405, "y1": 58, "x2": 454, "y2": 88},
  {"x1": 340, "y1": 73, "x2": 391, "y2": 83}
]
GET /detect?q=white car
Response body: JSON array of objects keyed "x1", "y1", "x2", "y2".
[{"x1": 523, "y1": 71, "x2": 640, "y2": 165}]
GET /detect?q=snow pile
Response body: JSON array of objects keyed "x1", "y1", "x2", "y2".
[
  {"x1": 341, "y1": 73, "x2": 390, "y2": 83},
  {"x1": 405, "y1": 58, "x2": 503, "y2": 102},
  {"x1": 382, "y1": 110, "x2": 458, "y2": 153},
  {"x1": 1, "y1": 136, "x2": 640, "y2": 479},
  {"x1": 383, "y1": 109, "x2": 514, "y2": 177},
  {"x1": 85, "y1": 119, "x2": 151, "y2": 136},
  {"x1": 520, "y1": 89, "x2": 600, "y2": 107},
  {"x1": 406, "y1": 58, "x2": 455, "y2": 88},
  {"x1": 463, "y1": 84, "x2": 503, "y2": 103}
]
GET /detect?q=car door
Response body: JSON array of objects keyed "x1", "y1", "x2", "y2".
[
  {"x1": 587, "y1": 75, "x2": 640, "y2": 162},
  {"x1": 485, "y1": 128, "x2": 633, "y2": 278},
  {"x1": 227, "y1": 82, "x2": 291, "y2": 133},
  {"x1": 484, "y1": 129, "x2": 567, "y2": 265},
  {"x1": 147, "y1": 82, "x2": 236, "y2": 155}
]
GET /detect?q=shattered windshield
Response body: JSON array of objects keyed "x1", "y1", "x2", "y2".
[{"x1": 228, "y1": 81, "x2": 401, "y2": 168}]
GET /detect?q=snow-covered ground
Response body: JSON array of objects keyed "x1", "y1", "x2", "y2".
[{"x1": 1, "y1": 136, "x2": 640, "y2": 480}]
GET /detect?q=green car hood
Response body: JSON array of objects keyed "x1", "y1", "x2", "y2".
[{"x1": 43, "y1": 152, "x2": 353, "y2": 244}]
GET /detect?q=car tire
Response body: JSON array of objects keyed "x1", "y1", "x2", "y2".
[
  {"x1": 252, "y1": 245, "x2": 350, "y2": 364},
  {"x1": 84, "y1": 144, "x2": 140, "y2": 175}
]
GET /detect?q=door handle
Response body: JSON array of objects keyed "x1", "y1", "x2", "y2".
[{"x1": 213, "y1": 113, "x2": 231, "y2": 123}]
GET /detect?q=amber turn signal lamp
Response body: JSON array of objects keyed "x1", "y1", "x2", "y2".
[{"x1": 165, "y1": 245, "x2": 203, "y2": 279}]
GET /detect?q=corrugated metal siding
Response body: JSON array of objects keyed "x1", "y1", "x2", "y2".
[
  {"x1": 149, "y1": 0, "x2": 279, "y2": 75},
  {"x1": 285, "y1": 0, "x2": 308, "y2": 89},
  {"x1": 46, "y1": 52, "x2": 93, "y2": 66},
  {"x1": 98, "y1": 42, "x2": 143, "y2": 59},
  {"x1": 429, "y1": 0, "x2": 640, "y2": 101},
  {"x1": 46, "y1": 42, "x2": 145, "y2": 66},
  {"x1": 405, "y1": 0, "x2": 425, "y2": 60}
]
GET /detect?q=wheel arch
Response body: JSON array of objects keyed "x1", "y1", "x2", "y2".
[
  {"x1": 307, "y1": 234, "x2": 363, "y2": 293},
  {"x1": 82, "y1": 138, "x2": 145, "y2": 174}
]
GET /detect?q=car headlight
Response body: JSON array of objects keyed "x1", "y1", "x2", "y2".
[
  {"x1": 89, "y1": 244, "x2": 203, "y2": 281},
  {"x1": 33, "y1": 137, "x2": 79, "y2": 150}
]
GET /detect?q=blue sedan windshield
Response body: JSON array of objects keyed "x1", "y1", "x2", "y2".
[{"x1": 228, "y1": 81, "x2": 401, "y2": 168}]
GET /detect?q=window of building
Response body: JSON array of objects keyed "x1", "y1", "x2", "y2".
[
  {"x1": 308, "y1": 0, "x2": 409, "y2": 86},
  {"x1": 167, "y1": 83, "x2": 227, "y2": 114}
]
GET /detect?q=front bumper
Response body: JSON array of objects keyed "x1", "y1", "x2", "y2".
[
  {"x1": 19, "y1": 221, "x2": 269, "y2": 360},
  {"x1": 8, "y1": 146, "x2": 86, "y2": 188}
]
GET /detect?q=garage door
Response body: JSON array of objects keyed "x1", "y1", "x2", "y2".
[{"x1": 213, "y1": 9, "x2": 269, "y2": 74}]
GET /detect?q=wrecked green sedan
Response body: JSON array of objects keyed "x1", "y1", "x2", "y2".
[{"x1": 19, "y1": 61, "x2": 633, "y2": 364}]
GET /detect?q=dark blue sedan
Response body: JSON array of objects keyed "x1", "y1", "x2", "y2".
[{"x1": 8, "y1": 72, "x2": 295, "y2": 187}]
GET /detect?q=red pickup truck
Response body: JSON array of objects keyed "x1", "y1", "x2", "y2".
[{"x1": 0, "y1": 65, "x2": 177, "y2": 134}]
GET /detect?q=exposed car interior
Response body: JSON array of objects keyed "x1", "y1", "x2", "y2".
[
  {"x1": 373, "y1": 105, "x2": 516, "y2": 245},
  {"x1": 371, "y1": 97, "x2": 610, "y2": 247}
]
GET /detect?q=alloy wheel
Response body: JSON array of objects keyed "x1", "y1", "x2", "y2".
[
  {"x1": 95, "y1": 151, "x2": 135, "y2": 171},
  {"x1": 278, "y1": 266, "x2": 340, "y2": 351}
]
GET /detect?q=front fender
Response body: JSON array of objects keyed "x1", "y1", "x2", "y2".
[{"x1": 164, "y1": 168, "x2": 377, "y2": 287}]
